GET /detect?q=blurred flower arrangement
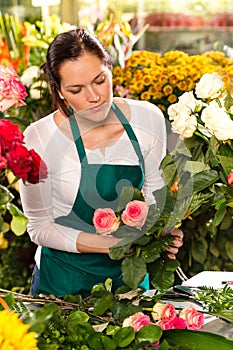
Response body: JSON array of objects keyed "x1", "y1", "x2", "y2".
[
  {"x1": 112, "y1": 50, "x2": 233, "y2": 118},
  {"x1": 0, "y1": 64, "x2": 47, "y2": 248}
]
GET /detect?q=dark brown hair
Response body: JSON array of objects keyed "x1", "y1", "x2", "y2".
[{"x1": 41, "y1": 28, "x2": 112, "y2": 117}]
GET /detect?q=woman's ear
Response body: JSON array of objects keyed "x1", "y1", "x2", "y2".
[{"x1": 58, "y1": 92, "x2": 65, "y2": 100}]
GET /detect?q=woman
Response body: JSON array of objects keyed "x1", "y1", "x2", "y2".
[{"x1": 19, "y1": 28, "x2": 183, "y2": 297}]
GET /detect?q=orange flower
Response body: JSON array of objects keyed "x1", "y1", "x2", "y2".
[{"x1": 170, "y1": 178, "x2": 180, "y2": 192}]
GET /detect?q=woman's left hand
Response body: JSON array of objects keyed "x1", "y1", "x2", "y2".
[{"x1": 165, "y1": 228, "x2": 183, "y2": 259}]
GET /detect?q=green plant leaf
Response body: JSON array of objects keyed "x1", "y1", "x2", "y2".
[
  {"x1": 68, "y1": 310, "x2": 90, "y2": 323},
  {"x1": 93, "y1": 294, "x2": 114, "y2": 316},
  {"x1": 87, "y1": 332, "x2": 104, "y2": 350},
  {"x1": 183, "y1": 160, "x2": 210, "y2": 174},
  {"x1": 136, "y1": 324, "x2": 162, "y2": 344},
  {"x1": 122, "y1": 256, "x2": 147, "y2": 290},
  {"x1": 0, "y1": 184, "x2": 14, "y2": 205},
  {"x1": 102, "y1": 335, "x2": 117, "y2": 350},
  {"x1": 213, "y1": 200, "x2": 226, "y2": 227},
  {"x1": 150, "y1": 262, "x2": 175, "y2": 293},
  {"x1": 225, "y1": 241, "x2": 233, "y2": 262},
  {"x1": 8, "y1": 202, "x2": 24, "y2": 216},
  {"x1": 113, "y1": 326, "x2": 135, "y2": 347},
  {"x1": 218, "y1": 155, "x2": 233, "y2": 176},
  {"x1": 10, "y1": 215, "x2": 28, "y2": 236},
  {"x1": 163, "y1": 329, "x2": 233, "y2": 350},
  {"x1": 191, "y1": 238, "x2": 208, "y2": 264}
]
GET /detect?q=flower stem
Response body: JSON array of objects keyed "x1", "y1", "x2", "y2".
[{"x1": 0, "y1": 296, "x2": 10, "y2": 311}]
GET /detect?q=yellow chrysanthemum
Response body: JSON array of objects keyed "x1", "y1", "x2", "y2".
[
  {"x1": 0, "y1": 310, "x2": 38, "y2": 350},
  {"x1": 168, "y1": 94, "x2": 178, "y2": 104},
  {"x1": 163, "y1": 84, "x2": 173, "y2": 96},
  {"x1": 140, "y1": 91, "x2": 151, "y2": 100},
  {"x1": 112, "y1": 49, "x2": 233, "y2": 114}
]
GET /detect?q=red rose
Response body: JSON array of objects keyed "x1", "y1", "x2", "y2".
[
  {"x1": 26, "y1": 149, "x2": 48, "y2": 184},
  {"x1": 0, "y1": 119, "x2": 24, "y2": 154},
  {"x1": 7, "y1": 144, "x2": 32, "y2": 180}
]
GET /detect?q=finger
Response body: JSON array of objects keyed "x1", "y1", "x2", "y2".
[
  {"x1": 169, "y1": 228, "x2": 183, "y2": 239},
  {"x1": 165, "y1": 245, "x2": 179, "y2": 255}
]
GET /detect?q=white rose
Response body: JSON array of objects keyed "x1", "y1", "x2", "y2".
[
  {"x1": 195, "y1": 72, "x2": 224, "y2": 99},
  {"x1": 30, "y1": 80, "x2": 48, "y2": 100},
  {"x1": 20, "y1": 66, "x2": 40, "y2": 87},
  {"x1": 168, "y1": 91, "x2": 202, "y2": 121},
  {"x1": 201, "y1": 100, "x2": 233, "y2": 140},
  {"x1": 171, "y1": 111, "x2": 197, "y2": 139}
]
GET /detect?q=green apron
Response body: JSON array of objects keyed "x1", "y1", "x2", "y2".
[{"x1": 38, "y1": 102, "x2": 148, "y2": 297}]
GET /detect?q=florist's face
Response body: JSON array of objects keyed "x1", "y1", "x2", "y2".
[{"x1": 59, "y1": 52, "x2": 113, "y2": 123}]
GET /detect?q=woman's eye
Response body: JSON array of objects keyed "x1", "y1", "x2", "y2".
[
  {"x1": 96, "y1": 76, "x2": 105, "y2": 85},
  {"x1": 71, "y1": 89, "x2": 81, "y2": 94}
]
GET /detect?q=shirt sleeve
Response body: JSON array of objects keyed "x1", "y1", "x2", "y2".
[
  {"x1": 140, "y1": 102, "x2": 167, "y2": 204},
  {"x1": 19, "y1": 123, "x2": 81, "y2": 254}
]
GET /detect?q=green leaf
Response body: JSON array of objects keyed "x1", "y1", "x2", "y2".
[
  {"x1": 8, "y1": 202, "x2": 24, "y2": 216},
  {"x1": 183, "y1": 160, "x2": 210, "y2": 174},
  {"x1": 102, "y1": 335, "x2": 117, "y2": 350},
  {"x1": 117, "y1": 186, "x2": 145, "y2": 212},
  {"x1": 10, "y1": 215, "x2": 28, "y2": 236},
  {"x1": 182, "y1": 170, "x2": 219, "y2": 195},
  {"x1": 136, "y1": 324, "x2": 162, "y2": 344},
  {"x1": 213, "y1": 201, "x2": 226, "y2": 227},
  {"x1": 0, "y1": 184, "x2": 14, "y2": 205},
  {"x1": 225, "y1": 241, "x2": 233, "y2": 262},
  {"x1": 150, "y1": 261, "x2": 175, "y2": 293},
  {"x1": 113, "y1": 326, "x2": 135, "y2": 347},
  {"x1": 191, "y1": 238, "x2": 208, "y2": 264},
  {"x1": 153, "y1": 186, "x2": 175, "y2": 215},
  {"x1": 122, "y1": 256, "x2": 147, "y2": 290},
  {"x1": 87, "y1": 332, "x2": 104, "y2": 350},
  {"x1": 213, "y1": 309, "x2": 233, "y2": 323},
  {"x1": 218, "y1": 155, "x2": 233, "y2": 177},
  {"x1": 24, "y1": 303, "x2": 57, "y2": 334},
  {"x1": 163, "y1": 329, "x2": 233, "y2": 350},
  {"x1": 159, "y1": 339, "x2": 169, "y2": 350},
  {"x1": 93, "y1": 294, "x2": 114, "y2": 316},
  {"x1": 68, "y1": 310, "x2": 90, "y2": 323}
]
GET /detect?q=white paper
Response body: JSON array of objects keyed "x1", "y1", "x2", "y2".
[{"x1": 182, "y1": 271, "x2": 233, "y2": 289}]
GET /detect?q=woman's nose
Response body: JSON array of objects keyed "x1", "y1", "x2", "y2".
[{"x1": 86, "y1": 87, "x2": 100, "y2": 102}]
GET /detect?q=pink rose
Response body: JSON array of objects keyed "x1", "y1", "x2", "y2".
[
  {"x1": 158, "y1": 316, "x2": 186, "y2": 330},
  {"x1": 93, "y1": 208, "x2": 120, "y2": 235},
  {"x1": 122, "y1": 312, "x2": 160, "y2": 347},
  {"x1": 227, "y1": 171, "x2": 233, "y2": 186},
  {"x1": 0, "y1": 64, "x2": 27, "y2": 112},
  {"x1": 122, "y1": 312, "x2": 151, "y2": 332},
  {"x1": 180, "y1": 305, "x2": 204, "y2": 330},
  {"x1": 152, "y1": 302, "x2": 176, "y2": 322},
  {"x1": 121, "y1": 200, "x2": 149, "y2": 228}
]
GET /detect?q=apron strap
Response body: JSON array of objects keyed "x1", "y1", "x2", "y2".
[{"x1": 69, "y1": 114, "x2": 87, "y2": 163}]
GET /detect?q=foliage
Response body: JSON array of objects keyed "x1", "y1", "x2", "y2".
[
  {"x1": 105, "y1": 178, "x2": 217, "y2": 293},
  {"x1": 112, "y1": 50, "x2": 233, "y2": 118},
  {"x1": 1, "y1": 283, "x2": 233, "y2": 350}
]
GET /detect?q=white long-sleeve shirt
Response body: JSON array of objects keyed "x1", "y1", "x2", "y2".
[{"x1": 19, "y1": 99, "x2": 167, "y2": 265}]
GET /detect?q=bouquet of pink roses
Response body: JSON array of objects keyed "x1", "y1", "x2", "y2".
[{"x1": 92, "y1": 183, "x2": 210, "y2": 294}]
